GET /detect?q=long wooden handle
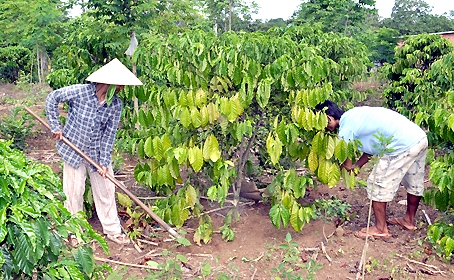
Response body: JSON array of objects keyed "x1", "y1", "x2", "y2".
[{"x1": 23, "y1": 106, "x2": 182, "y2": 239}]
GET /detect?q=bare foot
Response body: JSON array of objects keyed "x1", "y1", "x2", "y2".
[
  {"x1": 387, "y1": 218, "x2": 416, "y2": 231},
  {"x1": 355, "y1": 226, "x2": 391, "y2": 239}
]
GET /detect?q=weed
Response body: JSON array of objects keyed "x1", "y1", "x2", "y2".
[
  {"x1": 271, "y1": 233, "x2": 322, "y2": 279},
  {"x1": 0, "y1": 106, "x2": 35, "y2": 150},
  {"x1": 0, "y1": 94, "x2": 15, "y2": 105},
  {"x1": 112, "y1": 147, "x2": 125, "y2": 173},
  {"x1": 315, "y1": 198, "x2": 352, "y2": 223}
]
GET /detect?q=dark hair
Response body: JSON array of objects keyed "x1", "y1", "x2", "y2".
[{"x1": 315, "y1": 100, "x2": 344, "y2": 120}]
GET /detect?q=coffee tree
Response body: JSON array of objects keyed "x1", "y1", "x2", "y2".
[
  {"x1": 0, "y1": 140, "x2": 109, "y2": 278},
  {"x1": 384, "y1": 34, "x2": 454, "y2": 260},
  {"x1": 117, "y1": 26, "x2": 369, "y2": 243}
]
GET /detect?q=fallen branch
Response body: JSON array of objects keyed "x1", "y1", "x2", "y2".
[
  {"x1": 137, "y1": 238, "x2": 158, "y2": 246},
  {"x1": 185, "y1": 253, "x2": 214, "y2": 258},
  {"x1": 396, "y1": 254, "x2": 446, "y2": 276},
  {"x1": 94, "y1": 256, "x2": 161, "y2": 270},
  {"x1": 321, "y1": 242, "x2": 332, "y2": 263},
  {"x1": 301, "y1": 247, "x2": 319, "y2": 252},
  {"x1": 251, "y1": 268, "x2": 257, "y2": 280}
]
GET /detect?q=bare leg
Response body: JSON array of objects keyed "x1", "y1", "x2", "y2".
[
  {"x1": 405, "y1": 193, "x2": 421, "y2": 224},
  {"x1": 387, "y1": 193, "x2": 420, "y2": 230},
  {"x1": 372, "y1": 201, "x2": 389, "y2": 234},
  {"x1": 355, "y1": 200, "x2": 390, "y2": 238}
]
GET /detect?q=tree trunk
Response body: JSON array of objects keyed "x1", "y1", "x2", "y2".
[
  {"x1": 36, "y1": 44, "x2": 41, "y2": 84},
  {"x1": 229, "y1": 0, "x2": 232, "y2": 31}
]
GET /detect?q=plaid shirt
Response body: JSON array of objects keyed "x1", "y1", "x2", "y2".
[{"x1": 46, "y1": 83, "x2": 122, "y2": 172}]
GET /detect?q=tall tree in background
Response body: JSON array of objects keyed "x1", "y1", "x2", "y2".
[
  {"x1": 0, "y1": 0, "x2": 70, "y2": 83},
  {"x1": 292, "y1": 0, "x2": 377, "y2": 36},
  {"x1": 383, "y1": 0, "x2": 454, "y2": 35},
  {"x1": 82, "y1": 0, "x2": 202, "y2": 35},
  {"x1": 195, "y1": 0, "x2": 258, "y2": 33}
]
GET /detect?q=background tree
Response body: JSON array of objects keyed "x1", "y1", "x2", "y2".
[
  {"x1": 195, "y1": 0, "x2": 259, "y2": 33},
  {"x1": 82, "y1": 0, "x2": 202, "y2": 35},
  {"x1": 292, "y1": 0, "x2": 377, "y2": 36},
  {"x1": 0, "y1": 0, "x2": 70, "y2": 83},
  {"x1": 383, "y1": 0, "x2": 454, "y2": 35}
]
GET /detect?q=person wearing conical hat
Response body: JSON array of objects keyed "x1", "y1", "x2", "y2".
[{"x1": 46, "y1": 58, "x2": 142, "y2": 246}]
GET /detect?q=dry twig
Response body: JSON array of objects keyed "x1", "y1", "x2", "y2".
[
  {"x1": 396, "y1": 254, "x2": 447, "y2": 276},
  {"x1": 251, "y1": 268, "x2": 257, "y2": 280},
  {"x1": 137, "y1": 238, "x2": 158, "y2": 246},
  {"x1": 321, "y1": 242, "x2": 332, "y2": 262},
  {"x1": 94, "y1": 256, "x2": 161, "y2": 270}
]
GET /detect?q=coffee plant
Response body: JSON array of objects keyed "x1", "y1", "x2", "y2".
[
  {"x1": 0, "y1": 106, "x2": 35, "y2": 151},
  {"x1": 0, "y1": 140, "x2": 109, "y2": 279},
  {"x1": 384, "y1": 34, "x2": 454, "y2": 260},
  {"x1": 115, "y1": 26, "x2": 369, "y2": 242}
]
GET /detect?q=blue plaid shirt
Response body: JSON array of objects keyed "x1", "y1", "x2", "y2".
[{"x1": 46, "y1": 83, "x2": 122, "y2": 172}]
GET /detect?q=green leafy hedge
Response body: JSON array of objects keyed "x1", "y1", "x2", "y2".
[
  {"x1": 0, "y1": 46, "x2": 31, "y2": 83},
  {"x1": 384, "y1": 34, "x2": 454, "y2": 261},
  {"x1": 0, "y1": 140, "x2": 109, "y2": 279}
]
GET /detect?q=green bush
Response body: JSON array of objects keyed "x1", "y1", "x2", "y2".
[
  {"x1": 0, "y1": 140, "x2": 109, "y2": 279},
  {"x1": 0, "y1": 46, "x2": 31, "y2": 83},
  {"x1": 0, "y1": 106, "x2": 35, "y2": 151}
]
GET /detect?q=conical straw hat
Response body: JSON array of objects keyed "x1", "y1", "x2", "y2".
[{"x1": 86, "y1": 58, "x2": 143, "y2": 86}]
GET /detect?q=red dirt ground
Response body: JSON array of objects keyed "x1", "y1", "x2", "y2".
[{"x1": 1, "y1": 83, "x2": 452, "y2": 279}]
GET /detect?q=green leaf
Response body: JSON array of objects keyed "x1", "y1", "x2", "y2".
[
  {"x1": 445, "y1": 237, "x2": 454, "y2": 257},
  {"x1": 176, "y1": 238, "x2": 191, "y2": 247},
  {"x1": 201, "y1": 263, "x2": 211, "y2": 277},
  {"x1": 179, "y1": 107, "x2": 191, "y2": 128},
  {"x1": 138, "y1": 109, "x2": 148, "y2": 128},
  {"x1": 312, "y1": 132, "x2": 323, "y2": 155},
  {"x1": 190, "y1": 107, "x2": 202, "y2": 128},
  {"x1": 105, "y1": 85, "x2": 116, "y2": 106},
  {"x1": 325, "y1": 135, "x2": 335, "y2": 160},
  {"x1": 290, "y1": 202, "x2": 303, "y2": 232},
  {"x1": 317, "y1": 156, "x2": 329, "y2": 184},
  {"x1": 256, "y1": 78, "x2": 272, "y2": 109},
  {"x1": 328, "y1": 163, "x2": 341, "y2": 187},
  {"x1": 73, "y1": 246, "x2": 95, "y2": 275},
  {"x1": 206, "y1": 103, "x2": 220, "y2": 123},
  {"x1": 335, "y1": 140, "x2": 348, "y2": 163},
  {"x1": 269, "y1": 204, "x2": 290, "y2": 230},
  {"x1": 174, "y1": 147, "x2": 188, "y2": 165},
  {"x1": 144, "y1": 136, "x2": 154, "y2": 158}
]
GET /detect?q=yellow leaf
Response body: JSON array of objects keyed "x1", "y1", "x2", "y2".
[
  {"x1": 307, "y1": 149, "x2": 318, "y2": 172},
  {"x1": 190, "y1": 107, "x2": 202, "y2": 128},
  {"x1": 207, "y1": 102, "x2": 220, "y2": 123},
  {"x1": 186, "y1": 185, "x2": 197, "y2": 208},
  {"x1": 188, "y1": 146, "x2": 204, "y2": 172}
]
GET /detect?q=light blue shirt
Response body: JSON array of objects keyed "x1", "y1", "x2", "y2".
[{"x1": 338, "y1": 107, "x2": 426, "y2": 155}]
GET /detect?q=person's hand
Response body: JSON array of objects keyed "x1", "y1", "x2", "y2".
[
  {"x1": 97, "y1": 166, "x2": 108, "y2": 178},
  {"x1": 51, "y1": 131, "x2": 63, "y2": 141},
  {"x1": 346, "y1": 164, "x2": 360, "y2": 175},
  {"x1": 341, "y1": 163, "x2": 359, "y2": 175}
]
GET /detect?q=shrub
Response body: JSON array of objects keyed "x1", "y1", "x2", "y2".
[
  {"x1": 0, "y1": 140, "x2": 109, "y2": 279},
  {"x1": 0, "y1": 106, "x2": 35, "y2": 151},
  {"x1": 0, "y1": 46, "x2": 31, "y2": 83}
]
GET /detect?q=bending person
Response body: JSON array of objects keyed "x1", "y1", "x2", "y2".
[{"x1": 316, "y1": 100, "x2": 428, "y2": 239}]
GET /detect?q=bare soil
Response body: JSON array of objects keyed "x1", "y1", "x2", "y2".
[{"x1": 1, "y1": 83, "x2": 452, "y2": 279}]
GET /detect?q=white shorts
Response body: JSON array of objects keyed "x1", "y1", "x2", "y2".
[{"x1": 367, "y1": 137, "x2": 428, "y2": 202}]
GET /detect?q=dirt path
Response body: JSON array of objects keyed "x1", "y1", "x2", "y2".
[{"x1": 1, "y1": 83, "x2": 452, "y2": 279}]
